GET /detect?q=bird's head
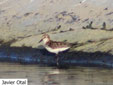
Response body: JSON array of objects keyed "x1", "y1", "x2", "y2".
[{"x1": 39, "y1": 34, "x2": 50, "y2": 44}]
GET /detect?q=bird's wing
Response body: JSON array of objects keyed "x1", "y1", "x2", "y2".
[{"x1": 46, "y1": 40, "x2": 70, "y2": 49}]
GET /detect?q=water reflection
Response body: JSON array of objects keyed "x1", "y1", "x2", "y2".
[{"x1": 0, "y1": 63, "x2": 113, "y2": 85}]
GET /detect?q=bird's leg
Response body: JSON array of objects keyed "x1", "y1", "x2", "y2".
[{"x1": 56, "y1": 53, "x2": 59, "y2": 66}]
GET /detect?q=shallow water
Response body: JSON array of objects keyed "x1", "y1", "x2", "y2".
[{"x1": 0, "y1": 63, "x2": 113, "y2": 85}]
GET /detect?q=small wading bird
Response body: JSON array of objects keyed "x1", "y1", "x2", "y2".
[{"x1": 39, "y1": 34, "x2": 71, "y2": 65}]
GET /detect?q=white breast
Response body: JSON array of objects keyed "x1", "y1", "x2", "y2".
[{"x1": 45, "y1": 46, "x2": 70, "y2": 54}]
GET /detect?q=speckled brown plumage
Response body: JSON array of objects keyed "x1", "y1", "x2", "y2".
[{"x1": 46, "y1": 40, "x2": 70, "y2": 49}]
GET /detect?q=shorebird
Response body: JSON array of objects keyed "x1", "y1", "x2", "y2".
[{"x1": 39, "y1": 34, "x2": 71, "y2": 65}]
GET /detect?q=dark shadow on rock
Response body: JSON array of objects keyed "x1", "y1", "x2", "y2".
[{"x1": 0, "y1": 46, "x2": 113, "y2": 68}]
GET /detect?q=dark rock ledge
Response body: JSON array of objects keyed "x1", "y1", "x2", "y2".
[{"x1": 0, "y1": 45, "x2": 113, "y2": 68}]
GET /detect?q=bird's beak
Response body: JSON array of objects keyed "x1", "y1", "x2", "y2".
[{"x1": 39, "y1": 39, "x2": 43, "y2": 43}]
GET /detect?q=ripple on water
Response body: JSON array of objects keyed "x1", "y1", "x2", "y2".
[{"x1": 0, "y1": 63, "x2": 113, "y2": 85}]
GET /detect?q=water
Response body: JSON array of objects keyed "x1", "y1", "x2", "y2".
[{"x1": 0, "y1": 62, "x2": 113, "y2": 85}]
